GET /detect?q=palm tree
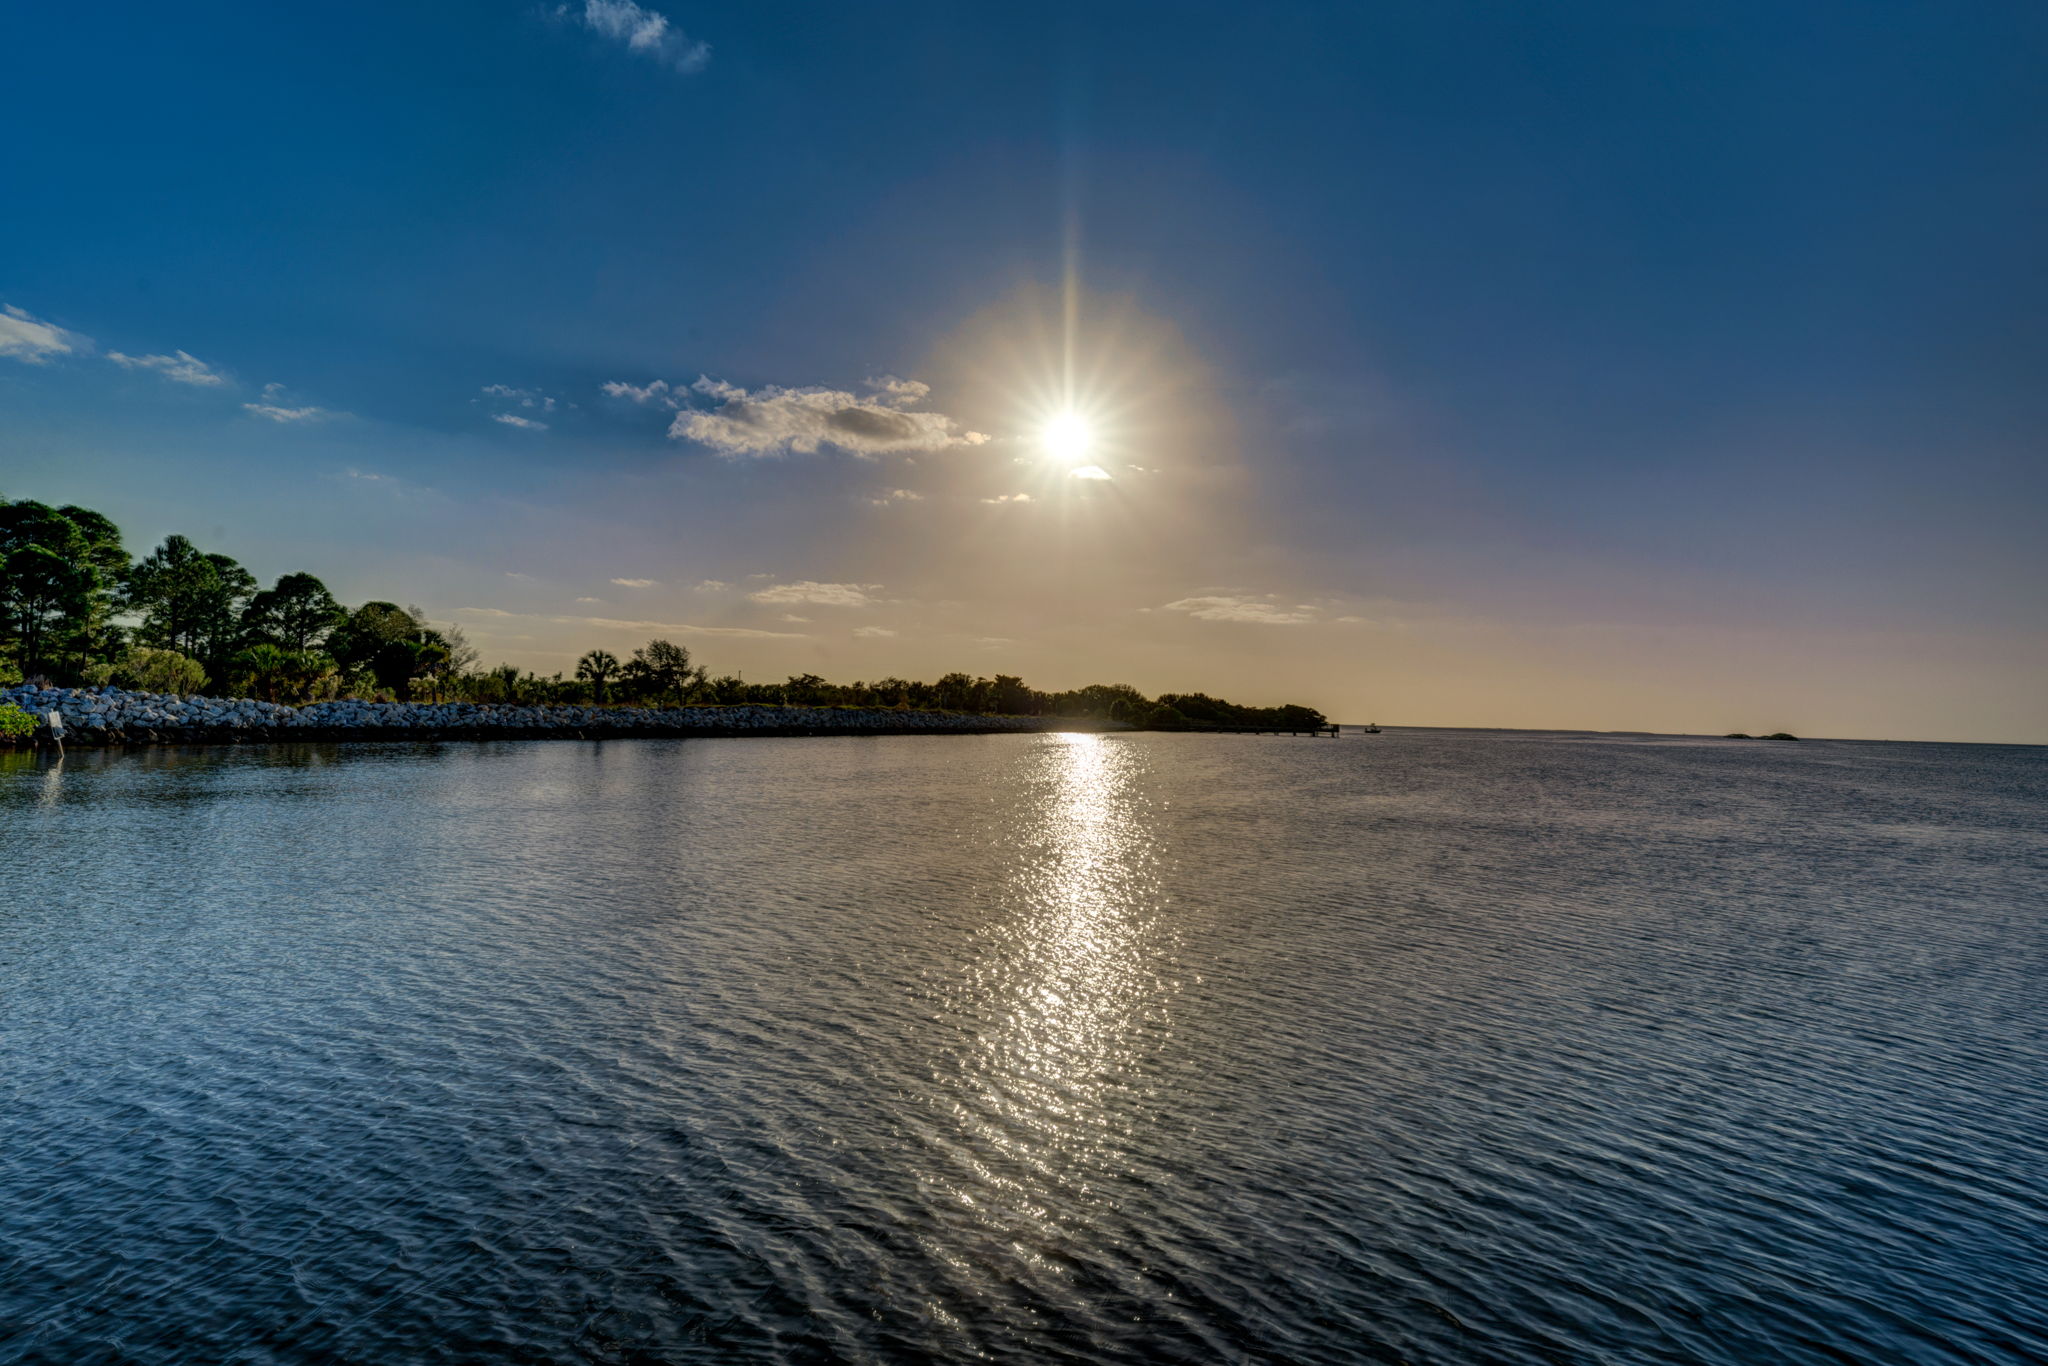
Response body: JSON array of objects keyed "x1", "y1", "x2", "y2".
[
  {"x1": 576, "y1": 649, "x2": 621, "y2": 704},
  {"x1": 230, "y1": 642, "x2": 294, "y2": 702}
]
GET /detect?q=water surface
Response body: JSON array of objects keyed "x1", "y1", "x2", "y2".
[{"x1": 2, "y1": 731, "x2": 2044, "y2": 1364}]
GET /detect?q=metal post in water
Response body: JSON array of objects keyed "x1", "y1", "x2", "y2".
[{"x1": 46, "y1": 710, "x2": 64, "y2": 755}]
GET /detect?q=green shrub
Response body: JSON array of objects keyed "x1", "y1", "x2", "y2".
[
  {"x1": 228, "y1": 644, "x2": 336, "y2": 702},
  {"x1": 110, "y1": 647, "x2": 208, "y2": 696},
  {"x1": 0, "y1": 703, "x2": 36, "y2": 743}
]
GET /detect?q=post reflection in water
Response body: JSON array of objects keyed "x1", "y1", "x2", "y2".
[
  {"x1": 37, "y1": 753, "x2": 64, "y2": 807},
  {"x1": 927, "y1": 732, "x2": 1182, "y2": 1285}
]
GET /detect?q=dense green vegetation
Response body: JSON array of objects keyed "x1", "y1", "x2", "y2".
[
  {"x1": 0, "y1": 494, "x2": 478, "y2": 702},
  {"x1": 0, "y1": 494, "x2": 1327, "y2": 729}
]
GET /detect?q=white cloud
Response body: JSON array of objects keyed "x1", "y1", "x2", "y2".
[
  {"x1": 565, "y1": 0, "x2": 710, "y2": 74},
  {"x1": 779, "y1": 613, "x2": 810, "y2": 623},
  {"x1": 243, "y1": 403, "x2": 337, "y2": 423},
  {"x1": 852, "y1": 626, "x2": 898, "y2": 638},
  {"x1": 1164, "y1": 594, "x2": 1319, "y2": 625},
  {"x1": 576, "y1": 596, "x2": 602, "y2": 603},
  {"x1": 108, "y1": 349, "x2": 224, "y2": 386},
  {"x1": 336, "y1": 467, "x2": 439, "y2": 501},
  {"x1": 482, "y1": 383, "x2": 556, "y2": 411},
  {"x1": 693, "y1": 579, "x2": 731, "y2": 592},
  {"x1": 454, "y1": 606, "x2": 800, "y2": 639},
  {"x1": 748, "y1": 580, "x2": 881, "y2": 608},
  {"x1": 0, "y1": 304, "x2": 84, "y2": 364},
  {"x1": 505, "y1": 571, "x2": 534, "y2": 581},
  {"x1": 494, "y1": 412, "x2": 549, "y2": 430},
  {"x1": 602, "y1": 378, "x2": 679, "y2": 407},
  {"x1": 1069, "y1": 465, "x2": 1112, "y2": 481},
  {"x1": 610, "y1": 577, "x2": 657, "y2": 588},
  {"x1": 866, "y1": 488, "x2": 924, "y2": 506},
  {"x1": 243, "y1": 381, "x2": 340, "y2": 422},
  {"x1": 672, "y1": 375, "x2": 989, "y2": 458},
  {"x1": 981, "y1": 492, "x2": 1033, "y2": 504},
  {"x1": 866, "y1": 376, "x2": 930, "y2": 406}
]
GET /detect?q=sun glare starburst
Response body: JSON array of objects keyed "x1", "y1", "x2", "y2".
[{"x1": 1042, "y1": 411, "x2": 1095, "y2": 463}]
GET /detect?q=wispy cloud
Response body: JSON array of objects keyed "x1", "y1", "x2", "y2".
[
  {"x1": 242, "y1": 381, "x2": 340, "y2": 421},
  {"x1": 493, "y1": 412, "x2": 549, "y2": 430},
  {"x1": 454, "y1": 606, "x2": 801, "y2": 639},
  {"x1": 560, "y1": 0, "x2": 710, "y2": 74},
  {"x1": 866, "y1": 488, "x2": 924, "y2": 506},
  {"x1": 866, "y1": 376, "x2": 931, "y2": 405},
  {"x1": 244, "y1": 403, "x2": 336, "y2": 423},
  {"x1": 601, "y1": 378, "x2": 679, "y2": 407},
  {"x1": 693, "y1": 579, "x2": 731, "y2": 592},
  {"x1": 610, "y1": 577, "x2": 657, "y2": 588},
  {"x1": 1069, "y1": 465, "x2": 1112, "y2": 481},
  {"x1": 108, "y1": 349, "x2": 223, "y2": 386},
  {"x1": 335, "y1": 467, "x2": 440, "y2": 501},
  {"x1": 747, "y1": 580, "x2": 881, "y2": 608},
  {"x1": 981, "y1": 492, "x2": 1033, "y2": 504},
  {"x1": 0, "y1": 304, "x2": 84, "y2": 364},
  {"x1": 673, "y1": 375, "x2": 988, "y2": 458},
  {"x1": 852, "y1": 625, "x2": 898, "y2": 639},
  {"x1": 483, "y1": 383, "x2": 556, "y2": 412},
  {"x1": 1164, "y1": 594, "x2": 1319, "y2": 625}
]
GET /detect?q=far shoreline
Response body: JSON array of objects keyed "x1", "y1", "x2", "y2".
[{"x1": 1351, "y1": 724, "x2": 2046, "y2": 749}]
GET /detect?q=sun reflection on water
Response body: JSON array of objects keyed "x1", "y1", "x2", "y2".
[{"x1": 931, "y1": 731, "x2": 1179, "y2": 1269}]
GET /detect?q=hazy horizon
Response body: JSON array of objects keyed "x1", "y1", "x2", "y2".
[{"x1": 6, "y1": 2, "x2": 2045, "y2": 743}]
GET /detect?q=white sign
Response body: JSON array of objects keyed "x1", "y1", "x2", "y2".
[{"x1": 46, "y1": 711, "x2": 63, "y2": 736}]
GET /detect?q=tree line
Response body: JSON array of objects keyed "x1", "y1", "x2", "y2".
[
  {"x1": 637, "y1": 671, "x2": 1327, "y2": 729},
  {"x1": 0, "y1": 494, "x2": 1327, "y2": 728}
]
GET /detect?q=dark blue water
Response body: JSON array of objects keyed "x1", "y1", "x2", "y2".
[{"x1": 2, "y1": 730, "x2": 2044, "y2": 1365}]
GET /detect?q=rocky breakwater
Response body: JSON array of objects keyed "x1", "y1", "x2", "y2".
[{"x1": 2, "y1": 684, "x2": 1113, "y2": 745}]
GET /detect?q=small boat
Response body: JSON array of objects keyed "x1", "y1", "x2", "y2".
[{"x1": 1361, "y1": 722, "x2": 1381, "y2": 734}]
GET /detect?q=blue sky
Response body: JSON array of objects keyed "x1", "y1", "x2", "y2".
[{"x1": 4, "y1": 1, "x2": 2045, "y2": 739}]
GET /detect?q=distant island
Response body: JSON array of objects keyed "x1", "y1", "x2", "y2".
[{"x1": 0, "y1": 494, "x2": 1326, "y2": 739}]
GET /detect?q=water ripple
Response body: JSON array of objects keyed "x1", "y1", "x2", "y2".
[{"x1": 1, "y1": 731, "x2": 2044, "y2": 1364}]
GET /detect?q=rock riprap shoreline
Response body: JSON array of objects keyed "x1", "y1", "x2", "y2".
[{"x1": 2, "y1": 684, "x2": 1116, "y2": 745}]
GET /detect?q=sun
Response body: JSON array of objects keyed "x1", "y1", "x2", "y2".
[{"x1": 1041, "y1": 411, "x2": 1095, "y2": 463}]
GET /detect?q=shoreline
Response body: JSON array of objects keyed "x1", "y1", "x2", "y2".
[{"x1": 1, "y1": 684, "x2": 1130, "y2": 748}]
